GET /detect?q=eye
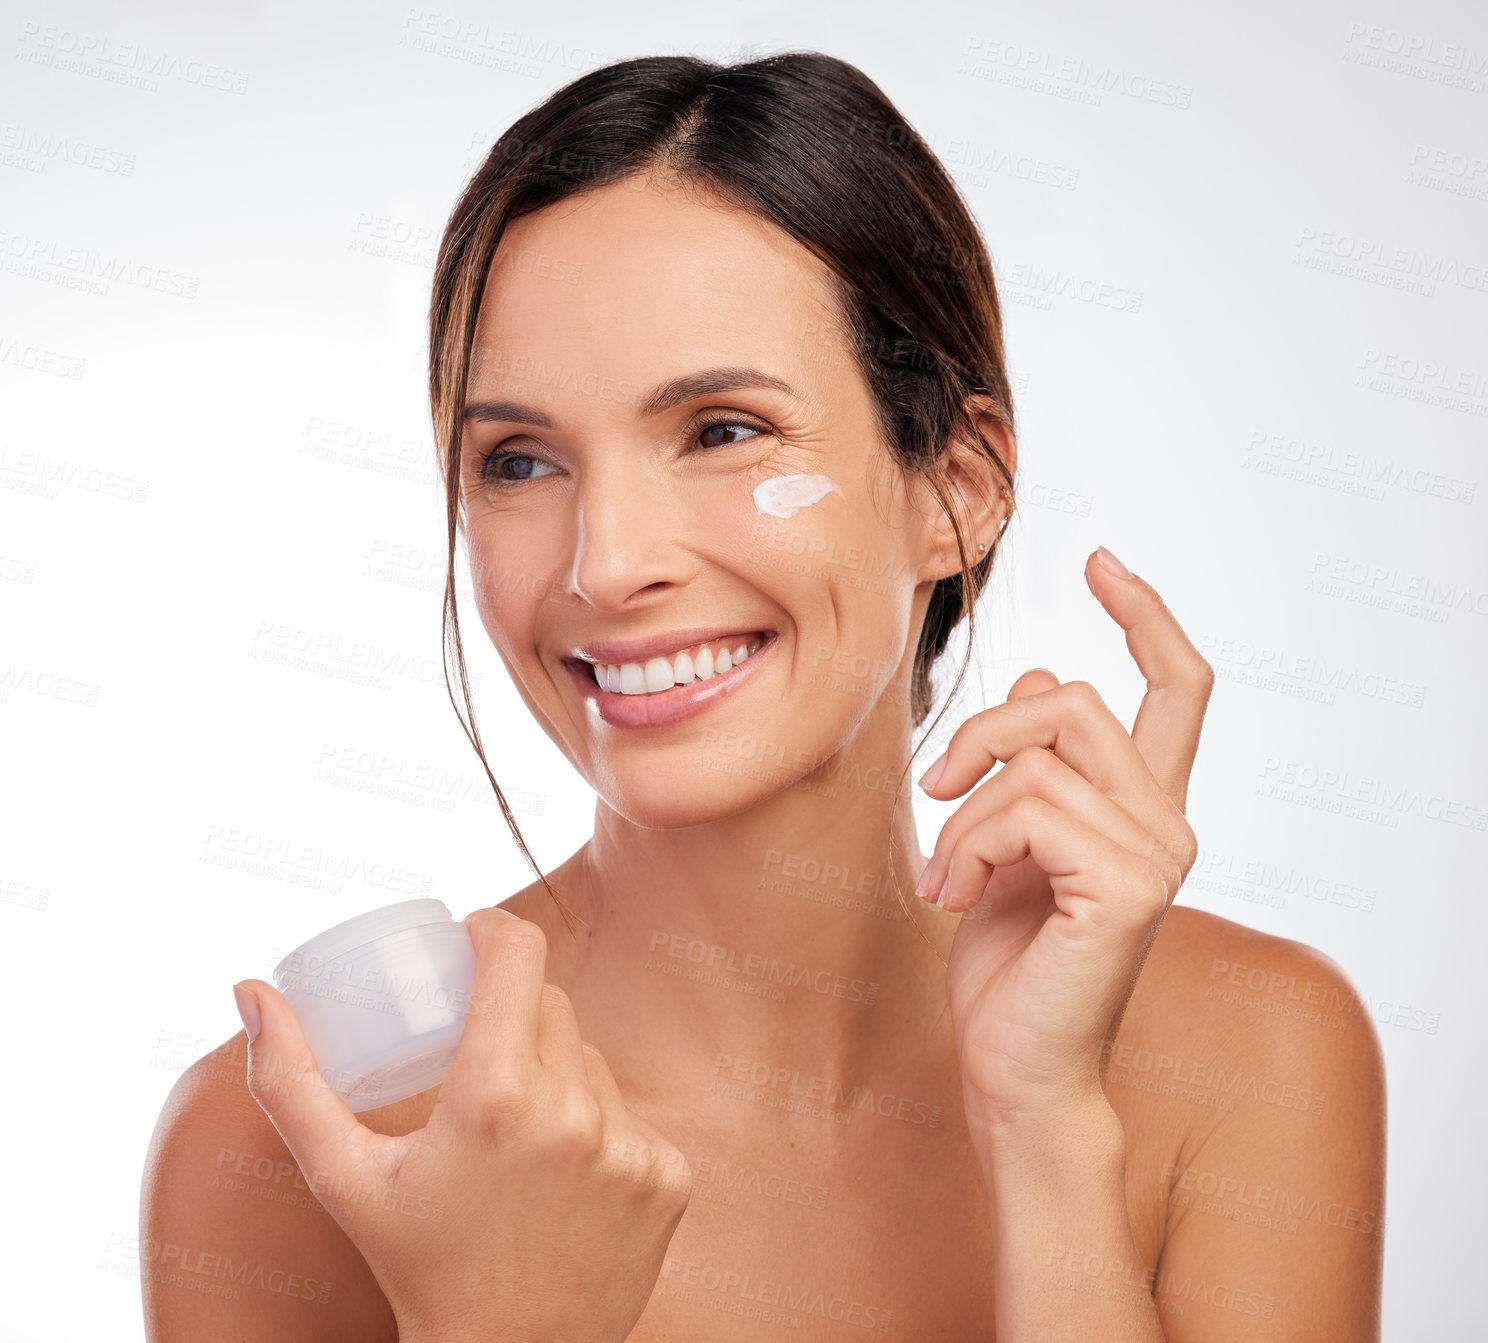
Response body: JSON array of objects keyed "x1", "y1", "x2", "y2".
[
  {"x1": 470, "y1": 414, "x2": 771, "y2": 490},
  {"x1": 693, "y1": 416, "x2": 770, "y2": 451},
  {"x1": 473, "y1": 442, "x2": 559, "y2": 485}
]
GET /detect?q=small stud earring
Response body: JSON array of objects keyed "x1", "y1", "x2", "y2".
[{"x1": 977, "y1": 486, "x2": 1013, "y2": 556}]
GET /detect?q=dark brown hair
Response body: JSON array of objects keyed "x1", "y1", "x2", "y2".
[{"x1": 428, "y1": 51, "x2": 1016, "y2": 931}]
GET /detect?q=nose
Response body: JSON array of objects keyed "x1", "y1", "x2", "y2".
[{"x1": 567, "y1": 456, "x2": 690, "y2": 610}]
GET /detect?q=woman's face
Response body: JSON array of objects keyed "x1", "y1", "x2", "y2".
[{"x1": 459, "y1": 172, "x2": 974, "y2": 826}]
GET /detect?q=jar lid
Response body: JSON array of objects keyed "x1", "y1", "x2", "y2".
[{"x1": 273, "y1": 898, "x2": 454, "y2": 987}]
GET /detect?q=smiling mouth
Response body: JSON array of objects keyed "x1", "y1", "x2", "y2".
[{"x1": 567, "y1": 631, "x2": 774, "y2": 696}]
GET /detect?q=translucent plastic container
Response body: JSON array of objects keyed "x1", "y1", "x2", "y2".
[{"x1": 273, "y1": 898, "x2": 476, "y2": 1113}]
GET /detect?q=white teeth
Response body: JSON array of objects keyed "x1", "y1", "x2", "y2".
[{"x1": 594, "y1": 635, "x2": 768, "y2": 696}]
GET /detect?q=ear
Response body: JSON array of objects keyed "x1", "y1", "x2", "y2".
[{"x1": 916, "y1": 398, "x2": 1016, "y2": 584}]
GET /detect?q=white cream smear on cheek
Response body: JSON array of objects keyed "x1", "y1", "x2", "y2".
[{"x1": 752, "y1": 474, "x2": 844, "y2": 518}]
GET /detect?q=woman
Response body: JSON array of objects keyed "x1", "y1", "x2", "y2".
[{"x1": 141, "y1": 51, "x2": 1385, "y2": 1341}]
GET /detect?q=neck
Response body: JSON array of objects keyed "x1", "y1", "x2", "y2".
[{"x1": 521, "y1": 712, "x2": 958, "y2": 1119}]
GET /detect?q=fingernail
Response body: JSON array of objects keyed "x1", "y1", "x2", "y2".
[
  {"x1": 934, "y1": 870, "x2": 954, "y2": 909},
  {"x1": 488, "y1": 906, "x2": 520, "y2": 919},
  {"x1": 918, "y1": 751, "x2": 948, "y2": 791},
  {"x1": 232, "y1": 982, "x2": 261, "y2": 1042},
  {"x1": 1095, "y1": 545, "x2": 1130, "y2": 578},
  {"x1": 915, "y1": 854, "x2": 947, "y2": 901}
]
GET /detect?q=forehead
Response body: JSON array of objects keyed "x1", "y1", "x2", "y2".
[{"x1": 469, "y1": 178, "x2": 846, "y2": 390}]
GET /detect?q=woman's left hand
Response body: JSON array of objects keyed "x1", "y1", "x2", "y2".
[{"x1": 917, "y1": 546, "x2": 1215, "y2": 1131}]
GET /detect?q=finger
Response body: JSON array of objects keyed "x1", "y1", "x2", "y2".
[
  {"x1": 1084, "y1": 547, "x2": 1215, "y2": 812},
  {"x1": 526, "y1": 981, "x2": 610, "y2": 1155},
  {"x1": 935, "y1": 794, "x2": 1173, "y2": 930},
  {"x1": 920, "y1": 679, "x2": 1161, "y2": 821},
  {"x1": 993, "y1": 670, "x2": 1191, "y2": 859},
  {"x1": 235, "y1": 978, "x2": 374, "y2": 1191},
  {"x1": 584, "y1": 1046, "x2": 694, "y2": 1196},
  {"x1": 923, "y1": 747, "x2": 1184, "y2": 904},
  {"x1": 558, "y1": 1016, "x2": 639, "y2": 1138},
  {"x1": 543, "y1": 1014, "x2": 691, "y2": 1195},
  {"x1": 1007, "y1": 666, "x2": 1059, "y2": 700},
  {"x1": 917, "y1": 666, "x2": 1058, "y2": 797},
  {"x1": 536, "y1": 980, "x2": 592, "y2": 1075},
  {"x1": 577, "y1": 1036, "x2": 628, "y2": 1115},
  {"x1": 535, "y1": 980, "x2": 613, "y2": 1126},
  {"x1": 438, "y1": 907, "x2": 547, "y2": 1116}
]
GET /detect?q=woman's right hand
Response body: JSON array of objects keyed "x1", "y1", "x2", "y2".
[{"x1": 232, "y1": 906, "x2": 693, "y2": 1343}]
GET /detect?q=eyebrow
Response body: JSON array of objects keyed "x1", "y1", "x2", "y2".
[{"x1": 462, "y1": 364, "x2": 799, "y2": 427}]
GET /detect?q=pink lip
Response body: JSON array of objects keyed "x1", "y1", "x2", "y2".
[
  {"x1": 569, "y1": 625, "x2": 775, "y2": 665},
  {"x1": 563, "y1": 632, "x2": 779, "y2": 728}
]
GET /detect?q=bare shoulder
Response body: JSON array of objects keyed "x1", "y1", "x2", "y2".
[
  {"x1": 1128, "y1": 903, "x2": 1386, "y2": 1091},
  {"x1": 1105, "y1": 906, "x2": 1388, "y2": 1334},
  {"x1": 139, "y1": 1028, "x2": 439, "y2": 1342},
  {"x1": 1107, "y1": 904, "x2": 1387, "y2": 1335}
]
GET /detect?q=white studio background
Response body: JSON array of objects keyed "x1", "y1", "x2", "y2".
[{"x1": 2, "y1": 0, "x2": 1483, "y2": 1338}]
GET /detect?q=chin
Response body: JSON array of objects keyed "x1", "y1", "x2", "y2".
[{"x1": 593, "y1": 761, "x2": 792, "y2": 830}]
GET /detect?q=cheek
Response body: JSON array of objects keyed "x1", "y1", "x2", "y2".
[
  {"x1": 466, "y1": 511, "x2": 563, "y2": 597},
  {"x1": 744, "y1": 469, "x2": 909, "y2": 592},
  {"x1": 751, "y1": 473, "x2": 844, "y2": 518},
  {"x1": 744, "y1": 480, "x2": 917, "y2": 695},
  {"x1": 466, "y1": 536, "x2": 510, "y2": 617},
  {"x1": 466, "y1": 536, "x2": 542, "y2": 658}
]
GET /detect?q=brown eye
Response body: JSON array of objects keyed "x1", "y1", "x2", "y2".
[{"x1": 695, "y1": 420, "x2": 767, "y2": 450}]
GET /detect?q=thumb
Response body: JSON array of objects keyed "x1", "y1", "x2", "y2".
[
  {"x1": 233, "y1": 978, "x2": 365, "y2": 1182},
  {"x1": 1007, "y1": 666, "x2": 1059, "y2": 700}
]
